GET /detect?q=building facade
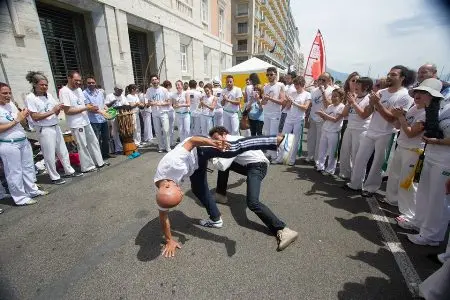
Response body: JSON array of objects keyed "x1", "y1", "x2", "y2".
[
  {"x1": 0, "y1": 0, "x2": 233, "y2": 107},
  {"x1": 230, "y1": 0, "x2": 303, "y2": 73}
]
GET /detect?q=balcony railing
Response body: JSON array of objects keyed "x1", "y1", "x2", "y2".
[{"x1": 176, "y1": 0, "x2": 193, "y2": 18}]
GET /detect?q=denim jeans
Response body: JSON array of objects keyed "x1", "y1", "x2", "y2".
[
  {"x1": 91, "y1": 122, "x2": 110, "y2": 157},
  {"x1": 216, "y1": 162, "x2": 286, "y2": 234}
]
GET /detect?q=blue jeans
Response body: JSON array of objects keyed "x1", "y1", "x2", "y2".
[
  {"x1": 91, "y1": 122, "x2": 110, "y2": 157},
  {"x1": 216, "y1": 162, "x2": 285, "y2": 234},
  {"x1": 190, "y1": 135, "x2": 278, "y2": 221}
]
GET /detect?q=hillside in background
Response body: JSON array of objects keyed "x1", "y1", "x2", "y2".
[{"x1": 326, "y1": 68, "x2": 349, "y2": 82}]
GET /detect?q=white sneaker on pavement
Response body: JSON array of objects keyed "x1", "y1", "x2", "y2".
[
  {"x1": 407, "y1": 234, "x2": 439, "y2": 246},
  {"x1": 31, "y1": 190, "x2": 49, "y2": 198},
  {"x1": 199, "y1": 218, "x2": 223, "y2": 228},
  {"x1": 215, "y1": 193, "x2": 228, "y2": 204},
  {"x1": 277, "y1": 227, "x2": 298, "y2": 251}
]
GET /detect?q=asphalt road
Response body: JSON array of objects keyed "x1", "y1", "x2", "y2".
[{"x1": 0, "y1": 143, "x2": 447, "y2": 300}]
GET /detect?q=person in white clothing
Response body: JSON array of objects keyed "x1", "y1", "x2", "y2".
[
  {"x1": 140, "y1": 86, "x2": 154, "y2": 143},
  {"x1": 405, "y1": 79, "x2": 450, "y2": 246},
  {"x1": 0, "y1": 82, "x2": 48, "y2": 206},
  {"x1": 276, "y1": 76, "x2": 311, "y2": 166},
  {"x1": 220, "y1": 75, "x2": 243, "y2": 136},
  {"x1": 146, "y1": 75, "x2": 171, "y2": 153},
  {"x1": 186, "y1": 80, "x2": 203, "y2": 136},
  {"x1": 305, "y1": 72, "x2": 334, "y2": 163},
  {"x1": 200, "y1": 83, "x2": 217, "y2": 136},
  {"x1": 171, "y1": 80, "x2": 190, "y2": 142},
  {"x1": 105, "y1": 84, "x2": 129, "y2": 153},
  {"x1": 315, "y1": 89, "x2": 346, "y2": 174},
  {"x1": 162, "y1": 80, "x2": 176, "y2": 147},
  {"x1": 61, "y1": 71, "x2": 107, "y2": 172},
  {"x1": 346, "y1": 66, "x2": 415, "y2": 197},
  {"x1": 25, "y1": 71, "x2": 82, "y2": 185},
  {"x1": 212, "y1": 79, "x2": 224, "y2": 126},
  {"x1": 339, "y1": 77, "x2": 373, "y2": 179},
  {"x1": 263, "y1": 67, "x2": 285, "y2": 160},
  {"x1": 125, "y1": 84, "x2": 145, "y2": 147},
  {"x1": 279, "y1": 72, "x2": 297, "y2": 133}
]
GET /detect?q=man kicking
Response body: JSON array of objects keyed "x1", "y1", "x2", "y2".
[
  {"x1": 155, "y1": 131, "x2": 288, "y2": 257},
  {"x1": 210, "y1": 126, "x2": 298, "y2": 251}
]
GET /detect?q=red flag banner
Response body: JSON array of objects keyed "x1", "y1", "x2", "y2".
[{"x1": 304, "y1": 30, "x2": 326, "y2": 86}]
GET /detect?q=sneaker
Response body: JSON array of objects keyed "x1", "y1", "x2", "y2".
[
  {"x1": 407, "y1": 234, "x2": 439, "y2": 246},
  {"x1": 83, "y1": 168, "x2": 98, "y2": 173},
  {"x1": 199, "y1": 218, "x2": 223, "y2": 228},
  {"x1": 338, "y1": 174, "x2": 349, "y2": 180},
  {"x1": 31, "y1": 190, "x2": 49, "y2": 198},
  {"x1": 361, "y1": 190, "x2": 374, "y2": 198},
  {"x1": 321, "y1": 171, "x2": 330, "y2": 176},
  {"x1": 215, "y1": 193, "x2": 228, "y2": 204},
  {"x1": 157, "y1": 149, "x2": 163, "y2": 153},
  {"x1": 0, "y1": 208, "x2": 3, "y2": 214},
  {"x1": 277, "y1": 227, "x2": 298, "y2": 251},
  {"x1": 52, "y1": 178, "x2": 66, "y2": 185},
  {"x1": 342, "y1": 183, "x2": 360, "y2": 192},
  {"x1": 98, "y1": 162, "x2": 110, "y2": 168},
  {"x1": 18, "y1": 199, "x2": 38, "y2": 206},
  {"x1": 66, "y1": 172, "x2": 83, "y2": 178},
  {"x1": 395, "y1": 216, "x2": 419, "y2": 231},
  {"x1": 287, "y1": 162, "x2": 295, "y2": 166}
]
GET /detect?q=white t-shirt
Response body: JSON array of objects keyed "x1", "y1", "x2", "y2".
[
  {"x1": 201, "y1": 95, "x2": 215, "y2": 116},
  {"x1": 60, "y1": 86, "x2": 90, "y2": 128},
  {"x1": 170, "y1": 91, "x2": 188, "y2": 113},
  {"x1": 212, "y1": 88, "x2": 223, "y2": 109},
  {"x1": 245, "y1": 85, "x2": 254, "y2": 103},
  {"x1": 126, "y1": 94, "x2": 140, "y2": 113},
  {"x1": 0, "y1": 102, "x2": 26, "y2": 139},
  {"x1": 186, "y1": 89, "x2": 203, "y2": 116},
  {"x1": 310, "y1": 86, "x2": 335, "y2": 122},
  {"x1": 154, "y1": 138, "x2": 198, "y2": 185},
  {"x1": 426, "y1": 102, "x2": 450, "y2": 165},
  {"x1": 285, "y1": 90, "x2": 311, "y2": 123},
  {"x1": 146, "y1": 86, "x2": 170, "y2": 116},
  {"x1": 105, "y1": 93, "x2": 129, "y2": 108},
  {"x1": 347, "y1": 94, "x2": 372, "y2": 130},
  {"x1": 140, "y1": 92, "x2": 151, "y2": 113},
  {"x1": 283, "y1": 84, "x2": 296, "y2": 113},
  {"x1": 221, "y1": 86, "x2": 243, "y2": 113},
  {"x1": 367, "y1": 88, "x2": 413, "y2": 137},
  {"x1": 26, "y1": 92, "x2": 59, "y2": 127},
  {"x1": 263, "y1": 82, "x2": 285, "y2": 117},
  {"x1": 322, "y1": 103, "x2": 345, "y2": 133},
  {"x1": 396, "y1": 105, "x2": 426, "y2": 149}
]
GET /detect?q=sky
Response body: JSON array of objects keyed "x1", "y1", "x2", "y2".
[{"x1": 290, "y1": 0, "x2": 450, "y2": 79}]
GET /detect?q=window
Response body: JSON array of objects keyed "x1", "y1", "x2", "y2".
[
  {"x1": 219, "y1": 9, "x2": 224, "y2": 38},
  {"x1": 237, "y1": 22, "x2": 248, "y2": 34},
  {"x1": 237, "y1": 40, "x2": 247, "y2": 51},
  {"x1": 235, "y1": 56, "x2": 247, "y2": 65},
  {"x1": 201, "y1": 0, "x2": 208, "y2": 24},
  {"x1": 180, "y1": 44, "x2": 188, "y2": 72},
  {"x1": 176, "y1": 0, "x2": 193, "y2": 17},
  {"x1": 237, "y1": 3, "x2": 248, "y2": 16}
]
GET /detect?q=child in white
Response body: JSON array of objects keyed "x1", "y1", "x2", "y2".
[
  {"x1": 339, "y1": 78, "x2": 373, "y2": 179},
  {"x1": 315, "y1": 89, "x2": 345, "y2": 174},
  {"x1": 221, "y1": 76, "x2": 243, "y2": 136},
  {"x1": 386, "y1": 97, "x2": 425, "y2": 222},
  {"x1": 186, "y1": 86, "x2": 203, "y2": 136},
  {"x1": 146, "y1": 78, "x2": 171, "y2": 152},
  {"x1": 171, "y1": 80, "x2": 190, "y2": 142},
  {"x1": 200, "y1": 84, "x2": 217, "y2": 136},
  {"x1": 212, "y1": 83, "x2": 224, "y2": 126},
  {"x1": 141, "y1": 92, "x2": 153, "y2": 143},
  {"x1": 277, "y1": 77, "x2": 311, "y2": 165},
  {"x1": 105, "y1": 88, "x2": 129, "y2": 153}
]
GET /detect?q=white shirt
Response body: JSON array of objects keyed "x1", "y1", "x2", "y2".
[
  {"x1": 285, "y1": 90, "x2": 311, "y2": 123},
  {"x1": 105, "y1": 93, "x2": 129, "y2": 108},
  {"x1": 154, "y1": 138, "x2": 198, "y2": 185},
  {"x1": 26, "y1": 92, "x2": 59, "y2": 127},
  {"x1": 60, "y1": 86, "x2": 90, "y2": 128},
  {"x1": 186, "y1": 89, "x2": 203, "y2": 116},
  {"x1": 221, "y1": 86, "x2": 243, "y2": 113},
  {"x1": 213, "y1": 88, "x2": 223, "y2": 109},
  {"x1": 282, "y1": 84, "x2": 296, "y2": 113},
  {"x1": 396, "y1": 105, "x2": 426, "y2": 149},
  {"x1": 0, "y1": 102, "x2": 26, "y2": 139},
  {"x1": 146, "y1": 86, "x2": 170, "y2": 116},
  {"x1": 245, "y1": 85, "x2": 254, "y2": 103},
  {"x1": 140, "y1": 92, "x2": 151, "y2": 113},
  {"x1": 322, "y1": 103, "x2": 345, "y2": 132},
  {"x1": 126, "y1": 94, "x2": 140, "y2": 113},
  {"x1": 170, "y1": 91, "x2": 188, "y2": 113},
  {"x1": 367, "y1": 88, "x2": 413, "y2": 137},
  {"x1": 263, "y1": 82, "x2": 285, "y2": 117},
  {"x1": 310, "y1": 86, "x2": 335, "y2": 122},
  {"x1": 347, "y1": 94, "x2": 372, "y2": 130},
  {"x1": 426, "y1": 102, "x2": 450, "y2": 165},
  {"x1": 201, "y1": 95, "x2": 215, "y2": 116}
]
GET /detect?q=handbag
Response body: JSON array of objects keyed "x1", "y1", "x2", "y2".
[{"x1": 240, "y1": 114, "x2": 250, "y2": 130}]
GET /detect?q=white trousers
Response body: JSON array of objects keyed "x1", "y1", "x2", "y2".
[
  {"x1": 0, "y1": 139, "x2": 39, "y2": 205},
  {"x1": 263, "y1": 115, "x2": 280, "y2": 159},
  {"x1": 419, "y1": 258, "x2": 450, "y2": 300},
  {"x1": 142, "y1": 111, "x2": 153, "y2": 142},
  {"x1": 72, "y1": 124, "x2": 104, "y2": 172},
  {"x1": 153, "y1": 113, "x2": 170, "y2": 151},
  {"x1": 412, "y1": 156, "x2": 450, "y2": 242},
  {"x1": 214, "y1": 108, "x2": 224, "y2": 127},
  {"x1": 316, "y1": 130, "x2": 340, "y2": 174},
  {"x1": 176, "y1": 112, "x2": 191, "y2": 142},
  {"x1": 386, "y1": 146, "x2": 420, "y2": 215},
  {"x1": 132, "y1": 112, "x2": 141, "y2": 146},
  {"x1": 36, "y1": 125, "x2": 75, "y2": 180},
  {"x1": 168, "y1": 110, "x2": 175, "y2": 146},
  {"x1": 110, "y1": 119, "x2": 123, "y2": 152},
  {"x1": 339, "y1": 128, "x2": 366, "y2": 178},
  {"x1": 280, "y1": 120, "x2": 303, "y2": 165},
  {"x1": 223, "y1": 111, "x2": 240, "y2": 136},
  {"x1": 307, "y1": 121, "x2": 323, "y2": 161},
  {"x1": 348, "y1": 133, "x2": 392, "y2": 192},
  {"x1": 201, "y1": 114, "x2": 214, "y2": 136},
  {"x1": 190, "y1": 115, "x2": 202, "y2": 136}
]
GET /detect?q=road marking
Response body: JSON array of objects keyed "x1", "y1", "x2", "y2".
[{"x1": 366, "y1": 196, "x2": 421, "y2": 297}]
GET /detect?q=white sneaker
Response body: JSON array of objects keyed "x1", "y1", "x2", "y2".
[
  {"x1": 18, "y1": 199, "x2": 38, "y2": 206},
  {"x1": 199, "y1": 217, "x2": 223, "y2": 228},
  {"x1": 31, "y1": 190, "x2": 49, "y2": 198},
  {"x1": 407, "y1": 234, "x2": 439, "y2": 246},
  {"x1": 215, "y1": 193, "x2": 228, "y2": 204},
  {"x1": 277, "y1": 227, "x2": 298, "y2": 251}
]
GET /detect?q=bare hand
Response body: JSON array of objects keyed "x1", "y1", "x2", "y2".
[
  {"x1": 16, "y1": 109, "x2": 29, "y2": 122},
  {"x1": 212, "y1": 139, "x2": 231, "y2": 151},
  {"x1": 369, "y1": 92, "x2": 381, "y2": 106},
  {"x1": 87, "y1": 105, "x2": 99, "y2": 112},
  {"x1": 161, "y1": 239, "x2": 181, "y2": 258},
  {"x1": 346, "y1": 93, "x2": 356, "y2": 105},
  {"x1": 319, "y1": 85, "x2": 325, "y2": 92},
  {"x1": 392, "y1": 108, "x2": 405, "y2": 118},
  {"x1": 422, "y1": 136, "x2": 440, "y2": 145}
]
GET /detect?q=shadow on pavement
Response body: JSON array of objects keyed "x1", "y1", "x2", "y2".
[{"x1": 135, "y1": 210, "x2": 236, "y2": 261}]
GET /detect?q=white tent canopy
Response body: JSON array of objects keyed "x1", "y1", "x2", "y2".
[{"x1": 222, "y1": 57, "x2": 277, "y2": 74}]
